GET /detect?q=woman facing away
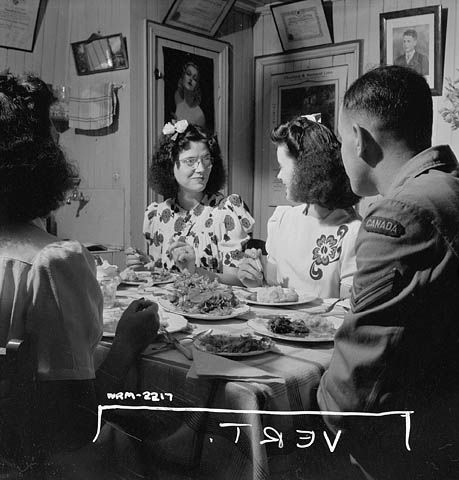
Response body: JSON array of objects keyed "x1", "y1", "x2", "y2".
[
  {"x1": 128, "y1": 120, "x2": 254, "y2": 286},
  {"x1": 0, "y1": 73, "x2": 159, "y2": 476},
  {"x1": 238, "y1": 116, "x2": 361, "y2": 299},
  {"x1": 174, "y1": 61, "x2": 206, "y2": 128}
]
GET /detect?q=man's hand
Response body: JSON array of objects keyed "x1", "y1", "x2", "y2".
[
  {"x1": 169, "y1": 241, "x2": 196, "y2": 274},
  {"x1": 115, "y1": 298, "x2": 160, "y2": 354}
]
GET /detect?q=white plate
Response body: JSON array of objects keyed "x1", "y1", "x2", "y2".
[
  {"x1": 159, "y1": 299, "x2": 250, "y2": 321},
  {"x1": 120, "y1": 271, "x2": 176, "y2": 287},
  {"x1": 245, "y1": 292, "x2": 317, "y2": 307},
  {"x1": 103, "y1": 305, "x2": 188, "y2": 337},
  {"x1": 248, "y1": 316, "x2": 342, "y2": 342},
  {"x1": 193, "y1": 335, "x2": 274, "y2": 357}
]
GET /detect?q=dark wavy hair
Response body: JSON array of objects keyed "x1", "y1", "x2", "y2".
[
  {"x1": 0, "y1": 73, "x2": 79, "y2": 222},
  {"x1": 148, "y1": 123, "x2": 225, "y2": 198},
  {"x1": 343, "y1": 65, "x2": 432, "y2": 152},
  {"x1": 270, "y1": 116, "x2": 359, "y2": 209}
]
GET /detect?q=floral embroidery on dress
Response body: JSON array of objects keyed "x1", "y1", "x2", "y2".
[
  {"x1": 147, "y1": 209, "x2": 157, "y2": 220},
  {"x1": 241, "y1": 218, "x2": 251, "y2": 230},
  {"x1": 194, "y1": 203, "x2": 204, "y2": 216},
  {"x1": 224, "y1": 215, "x2": 235, "y2": 231},
  {"x1": 152, "y1": 231, "x2": 164, "y2": 247},
  {"x1": 174, "y1": 217, "x2": 185, "y2": 233},
  {"x1": 228, "y1": 194, "x2": 242, "y2": 207},
  {"x1": 310, "y1": 225, "x2": 349, "y2": 280},
  {"x1": 160, "y1": 209, "x2": 171, "y2": 223},
  {"x1": 230, "y1": 250, "x2": 244, "y2": 260}
]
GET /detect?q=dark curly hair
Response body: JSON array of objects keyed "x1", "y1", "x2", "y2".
[
  {"x1": 270, "y1": 116, "x2": 359, "y2": 210},
  {"x1": 0, "y1": 73, "x2": 79, "y2": 222},
  {"x1": 148, "y1": 123, "x2": 226, "y2": 198}
]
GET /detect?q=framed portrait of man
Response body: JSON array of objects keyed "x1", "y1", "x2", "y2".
[{"x1": 380, "y1": 6, "x2": 443, "y2": 95}]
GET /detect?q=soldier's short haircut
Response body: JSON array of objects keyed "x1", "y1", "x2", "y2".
[{"x1": 342, "y1": 65, "x2": 432, "y2": 151}]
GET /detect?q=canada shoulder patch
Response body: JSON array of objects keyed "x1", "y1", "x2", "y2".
[{"x1": 364, "y1": 216, "x2": 405, "y2": 237}]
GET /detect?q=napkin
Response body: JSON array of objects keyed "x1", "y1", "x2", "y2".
[{"x1": 187, "y1": 348, "x2": 285, "y2": 384}]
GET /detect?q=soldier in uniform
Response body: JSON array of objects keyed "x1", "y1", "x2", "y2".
[{"x1": 317, "y1": 65, "x2": 459, "y2": 479}]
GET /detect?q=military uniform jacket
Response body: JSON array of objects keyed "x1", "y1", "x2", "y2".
[{"x1": 317, "y1": 146, "x2": 459, "y2": 479}]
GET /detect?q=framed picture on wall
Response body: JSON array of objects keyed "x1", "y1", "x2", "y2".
[
  {"x1": 163, "y1": 0, "x2": 236, "y2": 37},
  {"x1": 0, "y1": 0, "x2": 42, "y2": 52},
  {"x1": 271, "y1": 0, "x2": 332, "y2": 51},
  {"x1": 71, "y1": 33, "x2": 129, "y2": 76},
  {"x1": 146, "y1": 21, "x2": 229, "y2": 202},
  {"x1": 380, "y1": 6, "x2": 443, "y2": 95}
]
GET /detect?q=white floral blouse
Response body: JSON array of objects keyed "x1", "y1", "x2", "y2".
[
  {"x1": 143, "y1": 193, "x2": 255, "y2": 272},
  {"x1": 266, "y1": 204, "x2": 361, "y2": 298}
]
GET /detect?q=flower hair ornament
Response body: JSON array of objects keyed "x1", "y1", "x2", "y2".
[
  {"x1": 162, "y1": 119, "x2": 189, "y2": 141},
  {"x1": 301, "y1": 113, "x2": 321, "y2": 123}
]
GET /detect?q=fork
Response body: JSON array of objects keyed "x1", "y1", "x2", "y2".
[{"x1": 320, "y1": 297, "x2": 348, "y2": 313}]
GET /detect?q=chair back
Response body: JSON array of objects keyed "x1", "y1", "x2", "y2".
[{"x1": 0, "y1": 338, "x2": 44, "y2": 477}]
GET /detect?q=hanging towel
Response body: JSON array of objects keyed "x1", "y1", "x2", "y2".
[{"x1": 69, "y1": 82, "x2": 117, "y2": 130}]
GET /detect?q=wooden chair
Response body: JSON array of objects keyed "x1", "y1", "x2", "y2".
[{"x1": 0, "y1": 338, "x2": 45, "y2": 479}]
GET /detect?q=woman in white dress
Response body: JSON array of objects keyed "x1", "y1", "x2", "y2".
[
  {"x1": 174, "y1": 62, "x2": 206, "y2": 128},
  {"x1": 238, "y1": 116, "x2": 361, "y2": 298}
]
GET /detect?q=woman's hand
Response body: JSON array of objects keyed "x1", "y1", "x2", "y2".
[
  {"x1": 115, "y1": 298, "x2": 160, "y2": 355},
  {"x1": 125, "y1": 247, "x2": 149, "y2": 271},
  {"x1": 237, "y1": 249, "x2": 264, "y2": 288},
  {"x1": 169, "y1": 241, "x2": 196, "y2": 274}
]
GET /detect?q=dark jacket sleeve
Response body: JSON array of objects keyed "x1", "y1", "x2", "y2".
[{"x1": 317, "y1": 197, "x2": 438, "y2": 426}]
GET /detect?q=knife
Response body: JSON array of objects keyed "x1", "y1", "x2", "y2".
[{"x1": 162, "y1": 330, "x2": 194, "y2": 360}]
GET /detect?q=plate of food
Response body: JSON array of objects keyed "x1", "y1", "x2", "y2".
[
  {"x1": 248, "y1": 314, "x2": 342, "y2": 342},
  {"x1": 119, "y1": 267, "x2": 175, "y2": 286},
  {"x1": 159, "y1": 273, "x2": 250, "y2": 320},
  {"x1": 243, "y1": 286, "x2": 316, "y2": 307},
  {"x1": 103, "y1": 307, "x2": 188, "y2": 337},
  {"x1": 193, "y1": 332, "x2": 276, "y2": 357}
]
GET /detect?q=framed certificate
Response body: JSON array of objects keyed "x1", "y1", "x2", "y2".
[
  {"x1": 271, "y1": 0, "x2": 332, "y2": 51},
  {"x1": 163, "y1": 0, "x2": 236, "y2": 37},
  {"x1": 0, "y1": 0, "x2": 42, "y2": 52}
]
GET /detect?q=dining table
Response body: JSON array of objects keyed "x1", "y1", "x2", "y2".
[{"x1": 94, "y1": 283, "x2": 348, "y2": 480}]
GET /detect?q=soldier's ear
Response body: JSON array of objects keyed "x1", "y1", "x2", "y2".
[
  {"x1": 353, "y1": 123, "x2": 379, "y2": 166},
  {"x1": 352, "y1": 123, "x2": 364, "y2": 158}
]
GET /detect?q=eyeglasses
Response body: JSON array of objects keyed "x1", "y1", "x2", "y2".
[{"x1": 179, "y1": 155, "x2": 213, "y2": 169}]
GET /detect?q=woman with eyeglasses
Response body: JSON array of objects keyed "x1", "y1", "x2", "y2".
[{"x1": 134, "y1": 120, "x2": 254, "y2": 285}]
